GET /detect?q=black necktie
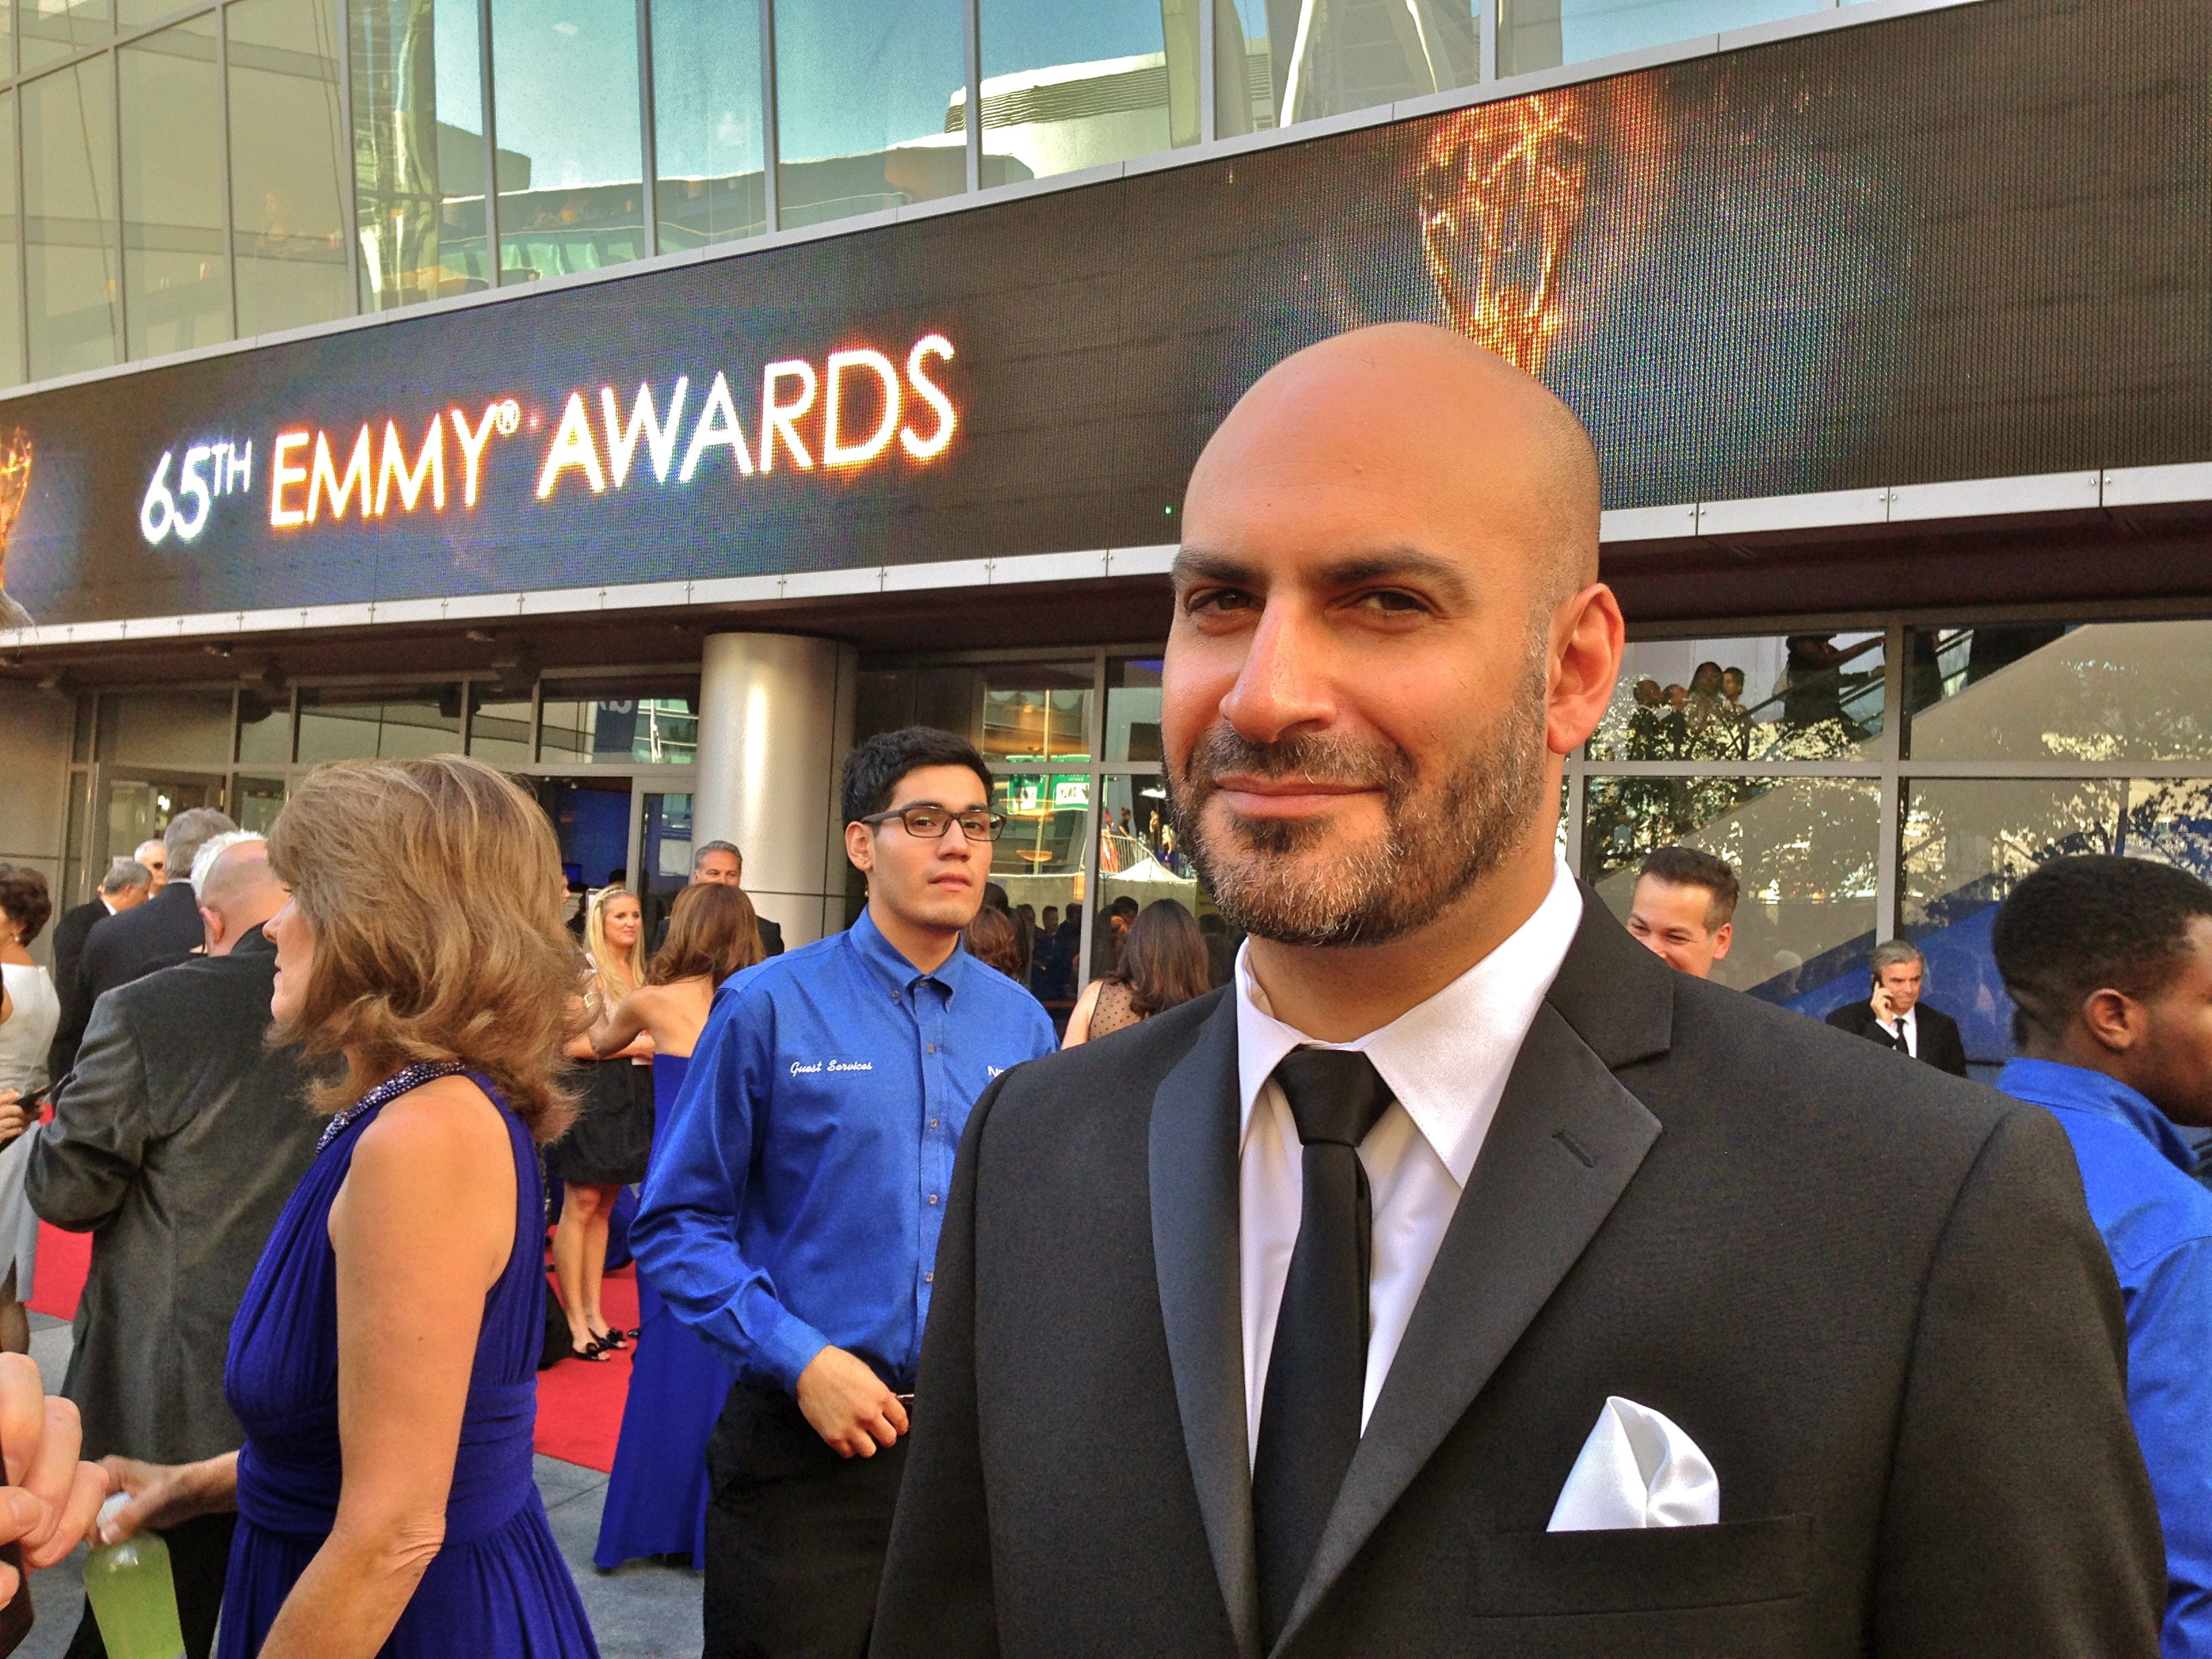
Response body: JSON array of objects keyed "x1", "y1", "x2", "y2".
[
  {"x1": 1252, "y1": 1047, "x2": 1395, "y2": 1645},
  {"x1": 1893, "y1": 1018, "x2": 1909, "y2": 1054}
]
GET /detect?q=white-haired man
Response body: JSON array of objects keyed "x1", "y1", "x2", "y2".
[{"x1": 1826, "y1": 939, "x2": 1970, "y2": 1077}]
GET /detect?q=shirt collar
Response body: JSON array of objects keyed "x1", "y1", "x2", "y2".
[
  {"x1": 1998, "y1": 1057, "x2": 2198, "y2": 1176},
  {"x1": 1233, "y1": 858, "x2": 1584, "y2": 1187},
  {"x1": 847, "y1": 904, "x2": 971, "y2": 1000}
]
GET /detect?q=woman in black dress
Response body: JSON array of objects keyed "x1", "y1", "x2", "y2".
[{"x1": 551, "y1": 886, "x2": 653, "y2": 1361}]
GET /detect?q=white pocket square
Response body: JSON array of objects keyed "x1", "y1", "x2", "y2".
[{"x1": 1546, "y1": 1395, "x2": 1719, "y2": 1532}]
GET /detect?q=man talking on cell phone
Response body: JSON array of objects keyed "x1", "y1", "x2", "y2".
[
  {"x1": 1826, "y1": 939, "x2": 1969, "y2": 1077},
  {"x1": 632, "y1": 727, "x2": 1057, "y2": 1659}
]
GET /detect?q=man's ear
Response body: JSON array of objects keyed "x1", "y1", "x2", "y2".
[
  {"x1": 844, "y1": 821, "x2": 874, "y2": 874},
  {"x1": 1711, "y1": 921, "x2": 1732, "y2": 962},
  {"x1": 199, "y1": 905, "x2": 225, "y2": 951},
  {"x1": 2079, "y1": 987, "x2": 2143, "y2": 1054}
]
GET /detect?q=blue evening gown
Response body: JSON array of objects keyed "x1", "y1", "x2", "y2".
[
  {"x1": 594, "y1": 1052, "x2": 735, "y2": 1570},
  {"x1": 218, "y1": 1067, "x2": 599, "y2": 1657}
]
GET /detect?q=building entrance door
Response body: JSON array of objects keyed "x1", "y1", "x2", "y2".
[{"x1": 89, "y1": 767, "x2": 228, "y2": 878}]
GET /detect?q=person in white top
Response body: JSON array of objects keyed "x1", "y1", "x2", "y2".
[
  {"x1": 0, "y1": 863, "x2": 58, "y2": 1355},
  {"x1": 874, "y1": 322, "x2": 2161, "y2": 1659}
]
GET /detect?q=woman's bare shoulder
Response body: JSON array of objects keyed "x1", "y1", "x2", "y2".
[{"x1": 351, "y1": 1073, "x2": 512, "y2": 1179}]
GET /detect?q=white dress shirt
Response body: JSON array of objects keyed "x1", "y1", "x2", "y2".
[
  {"x1": 1877, "y1": 1002, "x2": 1917, "y2": 1058},
  {"x1": 1234, "y1": 858, "x2": 1584, "y2": 1464}
]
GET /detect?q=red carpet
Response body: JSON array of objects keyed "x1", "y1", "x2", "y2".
[
  {"x1": 29, "y1": 1222, "x2": 633, "y2": 1473},
  {"x1": 28, "y1": 1223, "x2": 88, "y2": 1321},
  {"x1": 533, "y1": 1267, "x2": 638, "y2": 1472}
]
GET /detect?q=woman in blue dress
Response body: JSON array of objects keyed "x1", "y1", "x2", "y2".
[
  {"x1": 586, "y1": 880, "x2": 765, "y2": 1569},
  {"x1": 96, "y1": 756, "x2": 599, "y2": 1658}
]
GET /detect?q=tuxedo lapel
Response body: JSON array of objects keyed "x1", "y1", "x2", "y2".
[
  {"x1": 1275, "y1": 899, "x2": 1671, "y2": 1650},
  {"x1": 1150, "y1": 994, "x2": 1263, "y2": 1659}
]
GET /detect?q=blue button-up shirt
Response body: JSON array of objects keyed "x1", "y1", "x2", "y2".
[
  {"x1": 2002, "y1": 1057, "x2": 2212, "y2": 1659},
  {"x1": 631, "y1": 907, "x2": 1058, "y2": 1394}
]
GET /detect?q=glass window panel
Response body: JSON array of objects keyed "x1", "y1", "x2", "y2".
[
  {"x1": 24, "y1": 58, "x2": 119, "y2": 378},
  {"x1": 233, "y1": 775, "x2": 286, "y2": 834},
  {"x1": 297, "y1": 684, "x2": 463, "y2": 760},
  {"x1": 856, "y1": 661, "x2": 1096, "y2": 762},
  {"x1": 228, "y1": 0, "x2": 354, "y2": 335},
  {"x1": 976, "y1": 0, "x2": 1178, "y2": 186},
  {"x1": 466, "y1": 687, "x2": 534, "y2": 764},
  {"x1": 122, "y1": 16, "x2": 231, "y2": 359},
  {"x1": 1501, "y1": 0, "x2": 1820, "y2": 79},
  {"x1": 773, "y1": 0, "x2": 964, "y2": 230},
  {"x1": 1900, "y1": 777, "x2": 2137, "y2": 1076},
  {"x1": 236, "y1": 687, "x2": 290, "y2": 762},
  {"x1": 350, "y1": 0, "x2": 492, "y2": 309},
  {"x1": 490, "y1": 0, "x2": 644, "y2": 285},
  {"x1": 538, "y1": 676, "x2": 699, "y2": 764},
  {"x1": 70, "y1": 692, "x2": 94, "y2": 762},
  {"x1": 20, "y1": 0, "x2": 104, "y2": 73},
  {"x1": 96, "y1": 687, "x2": 234, "y2": 765},
  {"x1": 638, "y1": 790, "x2": 692, "y2": 947},
  {"x1": 1586, "y1": 632, "x2": 1883, "y2": 762},
  {"x1": 118, "y1": 0, "x2": 190, "y2": 23},
  {"x1": 0, "y1": 93, "x2": 23, "y2": 390},
  {"x1": 1584, "y1": 773, "x2": 1880, "y2": 1005},
  {"x1": 650, "y1": 0, "x2": 763, "y2": 250},
  {"x1": 1226, "y1": 0, "x2": 1474, "y2": 134},
  {"x1": 1905, "y1": 620, "x2": 2212, "y2": 763},
  {"x1": 993, "y1": 771, "x2": 1088, "y2": 984},
  {"x1": 1094, "y1": 772, "x2": 1239, "y2": 991},
  {"x1": 1105, "y1": 655, "x2": 1162, "y2": 763}
]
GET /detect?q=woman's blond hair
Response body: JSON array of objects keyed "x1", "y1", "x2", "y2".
[
  {"x1": 266, "y1": 754, "x2": 578, "y2": 1143},
  {"x1": 583, "y1": 885, "x2": 647, "y2": 1010}
]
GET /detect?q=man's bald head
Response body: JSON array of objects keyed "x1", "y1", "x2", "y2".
[
  {"x1": 198, "y1": 837, "x2": 284, "y2": 956},
  {"x1": 1186, "y1": 322, "x2": 1601, "y2": 617}
]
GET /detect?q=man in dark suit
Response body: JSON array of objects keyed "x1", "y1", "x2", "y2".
[
  {"x1": 650, "y1": 839, "x2": 786, "y2": 958},
  {"x1": 874, "y1": 325, "x2": 2160, "y2": 1657},
  {"x1": 29, "y1": 835, "x2": 319, "y2": 1659},
  {"x1": 45, "y1": 859, "x2": 152, "y2": 1091},
  {"x1": 51, "y1": 807, "x2": 237, "y2": 1084},
  {"x1": 1826, "y1": 939, "x2": 1971, "y2": 1078}
]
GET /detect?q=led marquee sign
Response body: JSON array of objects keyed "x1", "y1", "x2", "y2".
[{"x1": 0, "y1": 0, "x2": 2205, "y2": 632}]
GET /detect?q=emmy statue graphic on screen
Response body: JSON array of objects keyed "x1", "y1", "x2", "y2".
[{"x1": 0, "y1": 430, "x2": 33, "y2": 630}]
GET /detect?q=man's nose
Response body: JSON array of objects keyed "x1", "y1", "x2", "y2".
[{"x1": 1217, "y1": 600, "x2": 1335, "y2": 743}]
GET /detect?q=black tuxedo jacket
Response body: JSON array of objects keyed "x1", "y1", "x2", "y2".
[
  {"x1": 874, "y1": 895, "x2": 2159, "y2": 1658},
  {"x1": 45, "y1": 898, "x2": 106, "y2": 1086},
  {"x1": 1826, "y1": 998, "x2": 1970, "y2": 1078}
]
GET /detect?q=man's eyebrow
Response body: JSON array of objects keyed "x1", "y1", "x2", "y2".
[
  {"x1": 1170, "y1": 545, "x2": 1474, "y2": 607},
  {"x1": 1170, "y1": 546, "x2": 1259, "y2": 588}
]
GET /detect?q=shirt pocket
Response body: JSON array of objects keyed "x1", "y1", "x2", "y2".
[{"x1": 1467, "y1": 1513, "x2": 1812, "y2": 1618}]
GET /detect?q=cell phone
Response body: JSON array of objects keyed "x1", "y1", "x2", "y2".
[{"x1": 0, "y1": 1543, "x2": 35, "y2": 1656}]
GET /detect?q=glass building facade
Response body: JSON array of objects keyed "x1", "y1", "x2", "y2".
[{"x1": 0, "y1": 0, "x2": 1877, "y2": 389}]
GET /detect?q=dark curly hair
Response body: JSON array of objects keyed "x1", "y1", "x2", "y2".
[
  {"x1": 0, "y1": 864, "x2": 52, "y2": 947},
  {"x1": 1994, "y1": 855, "x2": 2212, "y2": 1045}
]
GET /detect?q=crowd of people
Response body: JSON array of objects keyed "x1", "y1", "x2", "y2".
[{"x1": 0, "y1": 321, "x2": 2196, "y2": 1658}]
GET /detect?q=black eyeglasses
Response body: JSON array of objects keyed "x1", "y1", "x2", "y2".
[{"x1": 858, "y1": 806, "x2": 1008, "y2": 842}]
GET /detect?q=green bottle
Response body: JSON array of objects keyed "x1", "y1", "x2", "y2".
[{"x1": 82, "y1": 1496, "x2": 186, "y2": 1659}]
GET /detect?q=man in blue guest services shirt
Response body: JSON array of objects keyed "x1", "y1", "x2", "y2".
[
  {"x1": 1992, "y1": 854, "x2": 2212, "y2": 1659},
  {"x1": 632, "y1": 726, "x2": 1057, "y2": 1659}
]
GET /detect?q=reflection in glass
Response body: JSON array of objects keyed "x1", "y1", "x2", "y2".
[
  {"x1": 351, "y1": 0, "x2": 493, "y2": 308},
  {"x1": 1094, "y1": 772, "x2": 1239, "y2": 989},
  {"x1": 855, "y1": 661, "x2": 1094, "y2": 762},
  {"x1": 539, "y1": 679, "x2": 699, "y2": 765},
  {"x1": 1586, "y1": 632, "x2": 1883, "y2": 762},
  {"x1": 466, "y1": 689, "x2": 534, "y2": 764},
  {"x1": 1105, "y1": 656, "x2": 1162, "y2": 763},
  {"x1": 20, "y1": 0, "x2": 100, "y2": 73},
  {"x1": 993, "y1": 773, "x2": 1088, "y2": 987},
  {"x1": 24, "y1": 58, "x2": 119, "y2": 377},
  {"x1": 1900, "y1": 777, "x2": 2133, "y2": 1071},
  {"x1": 1585, "y1": 773, "x2": 1879, "y2": 1004},
  {"x1": 491, "y1": 0, "x2": 645, "y2": 284},
  {"x1": 1224, "y1": 0, "x2": 1475, "y2": 134},
  {"x1": 236, "y1": 689, "x2": 291, "y2": 764},
  {"x1": 234, "y1": 776, "x2": 287, "y2": 835},
  {"x1": 98, "y1": 688, "x2": 234, "y2": 766},
  {"x1": 773, "y1": 0, "x2": 965, "y2": 229},
  {"x1": 1906, "y1": 621, "x2": 2212, "y2": 762},
  {"x1": 1500, "y1": 0, "x2": 1820, "y2": 78},
  {"x1": 973, "y1": 0, "x2": 1180, "y2": 184},
  {"x1": 122, "y1": 16, "x2": 231, "y2": 359},
  {"x1": 639, "y1": 790, "x2": 694, "y2": 949},
  {"x1": 651, "y1": 0, "x2": 764, "y2": 249},
  {"x1": 297, "y1": 685, "x2": 464, "y2": 762},
  {"x1": 229, "y1": 0, "x2": 354, "y2": 335},
  {"x1": 0, "y1": 94, "x2": 22, "y2": 388}
]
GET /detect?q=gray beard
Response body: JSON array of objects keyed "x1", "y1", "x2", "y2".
[{"x1": 1167, "y1": 658, "x2": 1550, "y2": 948}]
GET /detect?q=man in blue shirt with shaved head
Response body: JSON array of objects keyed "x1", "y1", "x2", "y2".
[
  {"x1": 632, "y1": 726, "x2": 1057, "y2": 1659},
  {"x1": 1995, "y1": 854, "x2": 2212, "y2": 1659}
]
